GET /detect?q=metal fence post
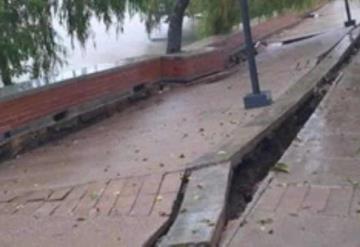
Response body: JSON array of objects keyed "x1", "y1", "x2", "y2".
[
  {"x1": 344, "y1": 0, "x2": 356, "y2": 27},
  {"x1": 240, "y1": 0, "x2": 272, "y2": 109}
]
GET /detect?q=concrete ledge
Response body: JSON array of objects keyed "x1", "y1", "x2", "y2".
[{"x1": 159, "y1": 163, "x2": 232, "y2": 246}]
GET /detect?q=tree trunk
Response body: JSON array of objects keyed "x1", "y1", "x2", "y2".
[
  {"x1": 166, "y1": 0, "x2": 190, "y2": 54},
  {"x1": 0, "y1": 60, "x2": 12, "y2": 86}
]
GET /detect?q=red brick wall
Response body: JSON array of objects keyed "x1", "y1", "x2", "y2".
[{"x1": 0, "y1": 11, "x2": 306, "y2": 137}]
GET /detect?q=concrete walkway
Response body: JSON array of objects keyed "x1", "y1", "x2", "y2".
[
  {"x1": 223, "y1": 33, "x2": 360, "y2": 247},
  {"x1": 0, "y1": 1, "x2": 358, "y2": 246}
]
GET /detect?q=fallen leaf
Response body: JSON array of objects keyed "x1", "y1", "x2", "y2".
[
  {"x1": 272, "y1": 163, "x2": 290, "y2": 174},
  {"x1": 346, "y1": 178, "x2": 359, "y2": 188},
  {"x1": 159, "y1": 211, "x2": 170, "y2": 217},
  {"x1": 180, "y1": 208, "x2": 187, "y2": 214},
  {"x1": 90, "y1": 192, "x2": 98, "y2": 200},
  {"x1": 197, "y1": 184, "x2": 204, "y2": 189},
  {"x1": 155, "y1": 195, "x2": 163, "y2": 202},
  {"x1": 257, "y1": 218, "x2": 273, "y2": 225}
]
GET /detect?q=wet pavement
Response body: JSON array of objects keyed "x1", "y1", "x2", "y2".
[
  {"x1": 223, "y1": 30, "x2": 360, "y2": 247},
  {"x1": 269, "y1": 0, "x2": 360, "y2": 42},
  {"x1": 0, "y1": 1, "x2": 358, "y2": 246}
]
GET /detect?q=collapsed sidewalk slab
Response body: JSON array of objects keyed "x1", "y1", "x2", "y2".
[{"x1": 159, "y1": 27, "x2": 360, "y2": 247}]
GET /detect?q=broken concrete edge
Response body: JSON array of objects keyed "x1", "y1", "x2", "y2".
[
  {"x1": 158, "y1": 162, "x2": 233, "y2": 247},
  {"x1": 219, "y1": 48, "x2": 356, "y2": 247},
  {"x1": 144, "y1": 169, "x2": 192, "y2": 247},
  {"x1": 220, "y1": 173, "x2": 274, "y2": 246},
  {"x1": 156, "y1": 26, "x2": 360, "y2": 247}
]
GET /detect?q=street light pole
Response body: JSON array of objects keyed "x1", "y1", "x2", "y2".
[
  {"x1": 240, "y1": 0, "x2": 272, "y2": 109},
  {"x1": 344, "y1": 0, "x2": 356, "y2": 27}
]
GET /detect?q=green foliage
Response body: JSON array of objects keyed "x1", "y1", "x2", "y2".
[
  {"x1": 192, "y1": 0, "x2": 320, "y2": 36},
  {"x1": 0, "y1": 0, "x2": 64, "y2": 85}
]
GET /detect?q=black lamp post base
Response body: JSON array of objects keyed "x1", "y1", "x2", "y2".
[
  {"x1": 345, "y1": 19, "x2": 356, "y2": 27},
  {"x1": 244, "y1": 91, "x2": 272, "y2": 109}
]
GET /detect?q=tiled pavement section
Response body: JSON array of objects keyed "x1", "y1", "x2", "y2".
[
  {"x1": 0, "y1": 172, "x2": 182, "y2": 246},
  {"x1": 224, "y1": 36, "x2": 360, "y2": 247},
  {"x1": 0, "y1": 171, "x2": 182, "y2": 218}
]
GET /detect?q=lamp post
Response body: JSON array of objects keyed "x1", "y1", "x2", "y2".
[
  {"x1": 240, "y1": 0, "x2": 272, "y2": 109},
  {"x1": 344, "y1": 0, "x2": 356, "y2": 27}
]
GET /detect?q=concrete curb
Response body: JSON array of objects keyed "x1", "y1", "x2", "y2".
[{"x1": 157, "y1": 26, "x2": 360, "y2": 247}]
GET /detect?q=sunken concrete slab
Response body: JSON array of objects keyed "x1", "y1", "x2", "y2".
[
  {"x1": 159, "y1": 162, "x2": 232, "y2": 247},
  {"x1": 160, "y1": 27, "x2": 360, "y2": 247}
]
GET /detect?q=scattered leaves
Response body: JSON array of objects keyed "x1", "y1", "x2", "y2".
[{"x1": 272, "y1": 163, "x2": 290, "y2": 174}]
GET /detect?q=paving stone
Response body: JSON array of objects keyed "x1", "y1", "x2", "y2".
[
  {"x1": 301, "y1": 185, "x2": 331, "y2": 213},
  {"x1": 15, "y1": 201, "x2": 44, "y2": 215},
  {"x1": 256, "y1": 183, "x2": 287, "y2": 212},
  {"x1": 141, "y1": 174, "x2": 163, "y2": 195},
  {"x1": 151, "y1": 192, "x2": 178, "y2": 218},
  {"x1": 322, "y1": 186, "x2": 353, "y2": 217},
  {"x1": 20, "y1": 190, "x2": 52, "y2": 202},
  {"x1": 73, "y1": 182, "x2": 106, "y2": 217},
  {"x1": 111, "y1": 195, "x2": 138, "y2": 216},
  {"x1": 48, "y1": 187, "x2": 73, "y2": 201},
  {"x1": 276, "y1": 185, "x2": 308, "y2": 214},
  {"x1": 159, "y1": 172, "x2": 182, "y2": 194},
  {"x1": 34, "y1": 201, "x2": 61, "y2": 217},
  {"x1": 130, "y1": 194, "x2": 155, "y2": 216},
  {"x1": 53, "y1": 185, "x2": 88, "y2": 216},
  {"x1": 120, "y1": 177, "x2": 143, "y2": 197},
  {"x1": 94, "y1": 179, "x2": 124, "y2": 216}
]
